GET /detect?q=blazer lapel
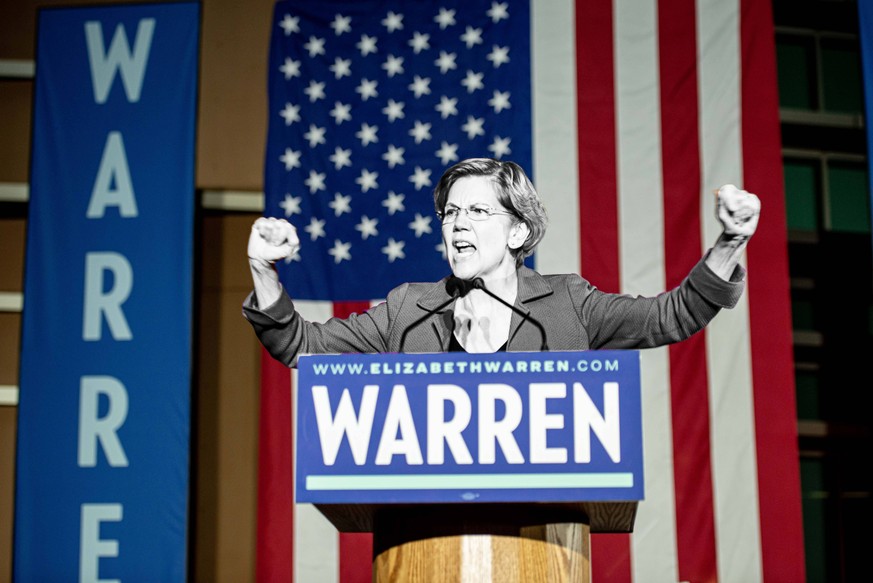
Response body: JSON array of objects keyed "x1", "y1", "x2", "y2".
[
  {"x1": 413, "y1": 279, "x2": 455, "y2": 351},
  {"x1": 508, "y1": 267, "x2": 554, "y2": 350}
]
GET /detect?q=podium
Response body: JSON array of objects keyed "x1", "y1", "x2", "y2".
[{"x1": 295, "y1": 351, "x2": 643, "y2": 582}]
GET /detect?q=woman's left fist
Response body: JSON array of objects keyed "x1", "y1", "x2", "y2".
[{"x1": 716, "y1": 184, "x2": 760, "y2": 238}]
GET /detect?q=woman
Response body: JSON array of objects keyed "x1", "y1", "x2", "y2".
[{"x1": 244, "y1": 158, "x2": 759, "y2": 365}]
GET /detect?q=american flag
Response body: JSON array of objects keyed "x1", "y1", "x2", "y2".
[{"x1": 257, "y1": 0, "x2": 806, "y2": 582}]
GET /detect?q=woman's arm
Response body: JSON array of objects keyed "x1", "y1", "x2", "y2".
[
  {"x1": 581, "y1": 184, "x2": 759, "y2": 349},
  {"x1": 243, "y1": 217, "x2": 392, "y2": 367}
]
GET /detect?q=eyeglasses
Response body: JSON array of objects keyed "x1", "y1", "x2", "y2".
[{"x1": 438, "y1": 204, "x2": 515, "y2": 224}]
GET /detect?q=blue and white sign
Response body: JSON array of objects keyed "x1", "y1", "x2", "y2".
[
  {"x1": 296, "y1": 350, "x2": 644, "y2": 504},
  {"x1": 15, "y1": 4, "x2": 199, "y2": 581}
]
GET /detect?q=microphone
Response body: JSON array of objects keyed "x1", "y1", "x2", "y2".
[
  {"x1": 471, "y1": 278, "x2": 549, "y2": 351},
  {"x1": 397, "y1": 276, "x2": 468, "y2": 352}
]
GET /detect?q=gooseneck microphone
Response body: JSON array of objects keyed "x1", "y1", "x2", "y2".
[
  {"x1": 397, "y1": 277, "x2": 469, "y2": 352},
  {"x1": 471, "y1": 278, "x2": 549, "y2": 351}
]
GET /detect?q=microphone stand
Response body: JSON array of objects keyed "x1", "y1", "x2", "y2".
[
  {"x1": 471, "y1": 278, "x2": 549, "y2": 351},
  {"x1": 397, "y1": 277, "x2": 466, "y2": 352}
]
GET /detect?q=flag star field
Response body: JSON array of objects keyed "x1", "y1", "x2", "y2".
[{"x1": 265, "y1": 0, "x2": 532, "y2": 300}]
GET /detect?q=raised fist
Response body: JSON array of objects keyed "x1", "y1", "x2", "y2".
[
  {"x1": 716, "y1": 184, "x2": 760, "y2": 238},
  {"x1": 248, "y1": 217, "x2": 300, "y2": 264}
]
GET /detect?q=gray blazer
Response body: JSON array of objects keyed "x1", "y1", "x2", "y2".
[{"x1": 243, "y1": 259, "x2": 744, "y2": 367}]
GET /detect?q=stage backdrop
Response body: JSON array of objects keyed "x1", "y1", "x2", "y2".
[{"x1": 14, "y1": 3, "x2": 199, "y2": 581}]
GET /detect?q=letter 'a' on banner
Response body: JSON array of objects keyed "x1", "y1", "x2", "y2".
[{"x1": 14, "y1": 3, "x2": 199, "y2": 582}]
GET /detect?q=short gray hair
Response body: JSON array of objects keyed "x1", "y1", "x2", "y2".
[{"x1": 433, "y1": 158, "x2": 548, "y2": 266}]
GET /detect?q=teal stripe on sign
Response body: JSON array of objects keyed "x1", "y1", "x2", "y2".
[{"x1": 306, "y1": 473, "x2": 634, "y2": 491}]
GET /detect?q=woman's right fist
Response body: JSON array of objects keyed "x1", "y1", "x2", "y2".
[{"x1": 248, "y1": 217, "x2": 300, "y2": 264}]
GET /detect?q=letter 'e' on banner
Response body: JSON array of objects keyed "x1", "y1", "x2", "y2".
[{"x1": 14, "y1": 3, "x2": 199, "y2": 581}]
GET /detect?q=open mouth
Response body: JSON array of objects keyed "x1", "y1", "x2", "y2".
[{"x1": 453, "y1": 240, "x2": 476, "y2": 256}]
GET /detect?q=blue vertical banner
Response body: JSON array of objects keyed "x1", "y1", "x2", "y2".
[
  {"x1": 14, "y1": 3, "x2": 199, "y2": 581},
  {"x1": 860, "y1": 0, "x2": 873, "y2": 248}
]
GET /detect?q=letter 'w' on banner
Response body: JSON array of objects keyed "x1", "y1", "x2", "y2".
[
  {"x1": 258, "y1": 1, "x2": 805, "y2": 582},
  {"x1": 14, "y1": 3, "x2": 199, "y2": 582}
]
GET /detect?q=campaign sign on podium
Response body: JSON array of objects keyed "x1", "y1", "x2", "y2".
[{"x1": 296, "y1": 350, "x2": 643, "y2": 508}]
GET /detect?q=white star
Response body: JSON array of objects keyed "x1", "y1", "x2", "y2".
[
  {"x1": 487, "y1": 45, "x2": 510, "y2": 68},
  {"x1": 304, "y1": 217, "x2": 326, "y2": 241},
  {"x1": 435, "y1": 96, "x2": 458, "y2": 119},
  {"x1": 279, "y1": 14, "x2": 300, "y2": 35},
  {"x1": 357, "y1": 34, "x2": 378, "y2": 56},
  {"x1": 382, "y1": 191, "x2": 406, "y2": 215},
  {"x1": 303, "y1": 124, "x2": 326, "y2": 147},
  {"x1": 434, "y1": 8, "x2": 456, "y2": 29},
  {"x1": 279, "y1": 194, "x2": 302, "y2": 217},
  {"x1": 434, "y1": 51, "x2": 457, "y2": 74},
  {"x1": 280, "y1": 148, "x2": 301, "y2": 170},
  {"x1": 279, "y1": 57, "x2": 301, "y2": 79},
  {"x1": 356, "y1": 168, "x2": 379, "y2": 192},
  {"x1": 410, "y1": 166, "x2": 432, "y2": 190},
  {"x1": 304, "y1": 170, "x2": 327, "y2": 193},
  {"x1": 382, "y1": 54, "x2": 405, "y2": 77},
  {"x1": 355, "y1": 215, "x2": 379, "y2": 239},
  {"x1": 409, "y1": 120, "x2": 432, "y2": 144},
  {"x1": 382, "y1": 238, "x2": 406, "y2": 263},
  {"x1": 383, "y1": 145, "x2": 405, "y2": 168},
  {"x1": 488, "y1": 90, "x2": 511, "y2": 113},
  {"x1": 408, "y1": 213, "x2": 433, "y2": 238},
  {"x1": 328, "y1": 239, "x2": 352, "y2": 264},
  {"x1": 487, "y1": 2, "x2": 510, "y2": 23},
  {"x1": 330, "y1": 57, "x2": 352, "y2": 79},
  {"x1": 461, "y1": 116, "x2": 486, "y2": 139},
  {"x1": 280, "y1": 103, "x2": 300, "y2": 125},
  {"x1": 330, "y1": 146, "x2": 352, "y2": 170},
  {"x1": 356, "y1": 78, "x2": 379, "y2": 100},
  {"x1": 460, "y1": 26, "x2": 483, "y2": 49},
  {"x1": 382, "y1": 11, "x2": 404, "y2": 33},
  {"x1": 461, "y1": 70, "x2": 484, "y2": 93},
  {"x1": 435, "y1": 242, "x2": 447, "y2": 260},
  {"x1": 409, "y1": 32, "x2": 430, "y2": 54},
  {"x1": 304, "y1": 36, "x2": 326, "y2": 57},
  {"x1": 329, "y1": 101, "x2": 352, "y2": 124},
  {"x1": 409, "y1": 75, "x2": 432, "y2": 98},
  {"x1": 435, "y1": 141, "x2": 459, "y2": 165},
  {"x1": 382, "y1": 99, "x2": 405, "y2": 122},
  {"x1": 356, "y1": 123, "x2": 379, "y2": 146},
  {"x1": 331, "y1": 14, "x2": 352, "y2": 35},
  {"x1": 488, "y1": 136, "x2": 512, "y2": 159},
  {"x1": 329, "y1": 192, "x2": 352, "y2": 216},
  {"x1": 304, "y1": 80, "x2": 326, "y2": 102}
]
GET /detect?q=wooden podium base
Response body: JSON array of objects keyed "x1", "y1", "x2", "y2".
[{"x1": 372, "y1": 505, "x2": 591, "y2": 583}]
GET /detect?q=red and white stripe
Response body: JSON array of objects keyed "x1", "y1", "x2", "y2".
[{"x1": 257, "y1": 0, "x2": 805, "y2": 581}]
